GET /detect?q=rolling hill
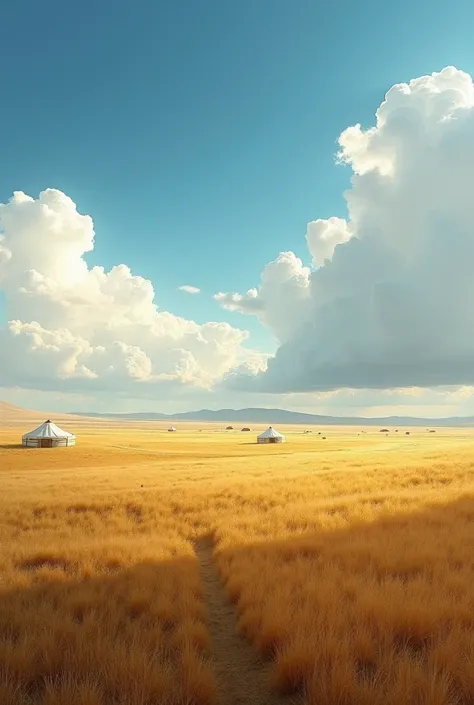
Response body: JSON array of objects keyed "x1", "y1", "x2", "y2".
[
  {"x1": 0, "y1": 402, "x2": 108, "y2": 428},
  {"x1": 2, "y1": 400, "x2": 473, "y2": 428},
  {"x1": 70, "y1": 406, "x2": 474, "y2": 427}
]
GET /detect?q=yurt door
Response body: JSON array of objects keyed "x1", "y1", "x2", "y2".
[{"x1": 40, "y1": 439, "x2": 53, "y2": 448}]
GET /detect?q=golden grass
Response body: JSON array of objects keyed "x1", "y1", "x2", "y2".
[{"x1": 1, "y1": 424, "x2": 474, "y2": 704}]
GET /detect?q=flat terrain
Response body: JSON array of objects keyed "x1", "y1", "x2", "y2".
[{"x1": 1, "y1": 418, "x2": 474, "y2": 704}]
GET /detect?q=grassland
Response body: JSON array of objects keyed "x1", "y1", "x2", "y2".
[{"x1": 1, "y1": 421, "x2": 474, "y2": 704}]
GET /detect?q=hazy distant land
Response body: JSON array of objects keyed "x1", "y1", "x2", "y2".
[{"x1": 71, "y1": 406, "x2": 474, "y2": 427}]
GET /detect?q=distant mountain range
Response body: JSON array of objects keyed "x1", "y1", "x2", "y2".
[{"x1": 70, "y1": 407, "x2": 474, "y2": 427}]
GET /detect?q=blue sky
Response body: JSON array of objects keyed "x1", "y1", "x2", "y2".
[
  {"x1": 2, "y1": 0, "x2": 473, "y2": 323},
  {"x1": 2, "y1": 0, "x2": 474, "y2": 414}
]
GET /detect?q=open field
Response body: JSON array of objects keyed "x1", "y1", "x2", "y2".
[{"x1": 1, "y1": 417, "x2": 474, "y2": 704}]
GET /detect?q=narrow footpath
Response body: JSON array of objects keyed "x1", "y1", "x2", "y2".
[{"x1": 194, "y1": 536, "x2": 297, "y2": 705}]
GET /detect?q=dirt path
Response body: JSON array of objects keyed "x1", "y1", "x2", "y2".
[{"x1": 195, "y1": 537, "x2": 297, "y2": 705}]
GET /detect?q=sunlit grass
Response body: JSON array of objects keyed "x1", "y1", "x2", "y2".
[{"x1": 1, "y1": 425, "x2": 474, "y2": 703}]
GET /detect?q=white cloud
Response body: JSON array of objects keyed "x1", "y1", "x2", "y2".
[
  {"x1": 0, "y1": 189, "x2": 263, "y2": 395},
  {"x1": 178, "y1": 285, "x2": 201, "y2": 294},
  {"x1": 215, "y1": 252, "x2": 311, "y2": 343},
  {"x1": 4, "y1": 66, "x2": 474, "y2": 410},
  {"x1": 217, "y1": 66, "x2": 474, "y2": 393},
  {"x1": 306, "y1": 217, "x2": 352, "y2": 267}
]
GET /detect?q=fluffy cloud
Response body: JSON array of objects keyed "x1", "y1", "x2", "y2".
[
  {"x1": 306, "y1": 217, "x2": 352, "y2": 268},
  {"x1": 178, "y1": 285, "x2": 201, "y2": 294},
  {"x1": 0, "y1": 189, "x2": 263, "y2": 395},
  {"x1": 5, "y1": 66, "x2": 474, "y2": 405},
  {"x1": 218, "y1": 66, "x2": 474, "y2": 393},
  {"x1": 215, "y1": 252, "x2": 311, "y2": 343}
]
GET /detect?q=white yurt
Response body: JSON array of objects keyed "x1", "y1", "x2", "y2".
[
  {"x1": 257, "y1": 426, "x2": 285, "y2": 444},
  {"x1": 168, "y1": 426, "x2": 177, "y2": 432},
  {"x1": 22, "y1": 420, "x2": 76, "y2": 448}
]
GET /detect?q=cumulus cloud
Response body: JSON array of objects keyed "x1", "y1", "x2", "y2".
[
  {"x1": 306, "y1": 217, "x2": 352, "y2": 267},
  {"x1": 218, "y1": 66, "x2": 474, "y2": 393},
  {"x1": 178, "y1": 285, "x2": 201, "y2": 294},
  {"x1": 0, "y1": 189, "x2": 262, "y2": 395},
  {"x1": 5, "y1": 66, "x2": 474, "y2": 405},
  {"x1": 215, "y1": 252, "x2": 312, "y2": 343}
]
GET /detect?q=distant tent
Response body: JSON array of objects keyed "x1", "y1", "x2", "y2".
[
  {"x1": 257, "y1": 426, "x2": 285, "y2": 444},
  {"x1": 241, "y1": 427, "x2": 251, "y2": 432},
  {"x1": 226, "y1": 426, "x2": 233, "y2": 430},
  {"x1": 22, "y1": 420, "x2": 75, "y2": 448},
  {"x1": 168, "y1": 426, "x2": 177, "y2": 432}
]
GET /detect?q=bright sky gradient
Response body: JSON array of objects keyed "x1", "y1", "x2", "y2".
[{"x1": 2, "y1": 0, "x2": 474, "y2": 417}]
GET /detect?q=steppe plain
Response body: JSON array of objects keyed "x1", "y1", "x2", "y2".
[{"x1": 1, "y1": 401, "x2": 474, "y2": 705}]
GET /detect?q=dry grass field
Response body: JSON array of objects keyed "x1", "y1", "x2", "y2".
[{"x1": 1, "y1": 409, "x2": 474, "y2": 704}]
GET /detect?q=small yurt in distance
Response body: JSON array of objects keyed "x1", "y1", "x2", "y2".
[
  {"x1": 168, "y1": 426, "x2": 177, "y2": 432},
  {"x1": 257, "y1": 426, "x2": 285, "y2": 444},
  {"x1": 22, "y1": 420, "x2": 76, "y2": 448}
]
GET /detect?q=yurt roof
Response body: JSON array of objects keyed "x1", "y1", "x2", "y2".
[
  {"x1": 168, "y1": 426, "x2": 177, "y2": 431},
  {"x1": 22, "y1": 420, "x2": 75, "y2": 440},
  {"x1": 258, "y1": 426, "x2": 284, "y2": 439}
]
